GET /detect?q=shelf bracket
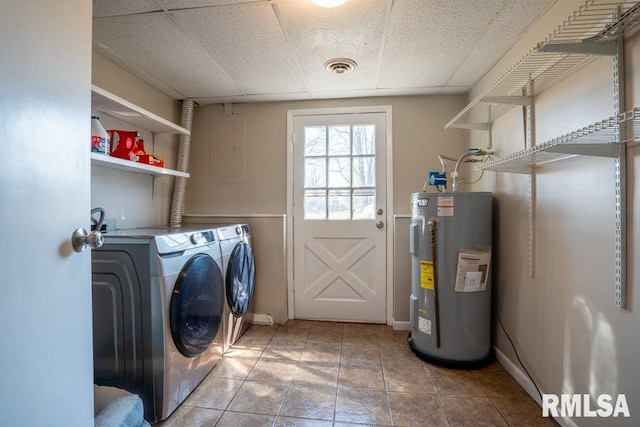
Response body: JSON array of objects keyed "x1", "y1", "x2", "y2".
[
  {"x1": 480, "y1": 96, "x2": 530, "y2": 106},
  {"x1": 539, "y1": 39, "x2": 617, "y2": 56},
  {"x1": 447, "y1": 122, "x2": 490, "y2": 131}
]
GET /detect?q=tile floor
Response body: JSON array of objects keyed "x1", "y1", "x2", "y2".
[{"x1": 157, "y1": 321, "x2": 557, "y2": 426}]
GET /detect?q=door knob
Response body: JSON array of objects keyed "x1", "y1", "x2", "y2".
[
  {"x1": 71, "y1": 228, "x2": 104, "y2": 252},
  {"x1": 376, "y1": 221, "x2": 385, "y2": 229}
]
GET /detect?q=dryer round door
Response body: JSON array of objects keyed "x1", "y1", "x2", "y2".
[
  {"x1": 226, "y1": 242, "x2": 256, "y2": 315},
  {"x1": 170, "y1": 253, "x2": 224, "y2": 357}
]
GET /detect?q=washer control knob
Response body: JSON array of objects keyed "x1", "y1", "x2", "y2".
[{"x1": 190, "y1": 232, "x2": 204, "y2": 245}]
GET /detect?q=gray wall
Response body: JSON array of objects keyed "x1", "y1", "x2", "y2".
[
  {"x1": 393, "y1": 215, "x2": 412, "y2": 322},
  {"x1": 467, "y1": 0, "x2": 640, "y2": 424}
]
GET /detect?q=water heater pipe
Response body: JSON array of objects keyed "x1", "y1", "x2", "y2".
[
  {"x1": 170, "y1": 99, "x2": 195, "y2": 228},
  {"x1": 452, "y1": 151, "x2": 480, "y2": 192}
]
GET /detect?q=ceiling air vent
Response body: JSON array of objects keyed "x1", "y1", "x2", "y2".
[{"x1": 324, "y1": 58, "x2": 357, "y2": 75}]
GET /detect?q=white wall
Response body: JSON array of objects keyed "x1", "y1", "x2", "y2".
[{"x1": 468, "y1": 1, "x2": 639, "y2": 424}]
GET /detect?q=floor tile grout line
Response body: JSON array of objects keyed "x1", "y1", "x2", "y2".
[
  {"x1": 266, "y1": 324, "x2": 340, "y2": 424},
  {"x1": 379, "y1": 339, "x2": 395, "y2": 426},
  {"x1": 273, "y1": 369, "x2": 293, "y2": 426},
  {"x1": 219, "y1": 325, "x2": 279, "y2": 424},
  {"x1": 485, "y1": 394, "x2": 511, "y2": 427},
  {"x1": 334, "y1": 334, "x2": 342, "y2": 423},
  {"x1": 435, "y1": 393, "x2": 453, "y2": 427}
]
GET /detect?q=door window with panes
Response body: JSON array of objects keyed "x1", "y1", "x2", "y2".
[{"x1": 304, "y1": 124, "x2": 376, "y2": 220}]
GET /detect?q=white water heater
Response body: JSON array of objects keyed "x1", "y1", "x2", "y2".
[{"x1": 409, "y1": 191, "x2": 493, "y2": 368}]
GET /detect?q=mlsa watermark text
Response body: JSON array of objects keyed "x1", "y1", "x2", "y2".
[{"x1": 542, "y1": 394, "x2": 630, "y2": 418}]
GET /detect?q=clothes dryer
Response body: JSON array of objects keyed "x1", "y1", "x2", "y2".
[
  {"x1": 91, "y1": 227, "x2": 224, "y2": 423},
  {"x1": 216, "y1": 224, "x2": 256, "y2": 353}
]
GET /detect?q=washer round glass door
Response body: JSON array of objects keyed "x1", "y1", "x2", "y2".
[
  {"x1": 170, "y1": 253, "x2": 223, "y2": 357},
  {"x1": 226, "y1": 242, "x2": 256, "y2": 315}
]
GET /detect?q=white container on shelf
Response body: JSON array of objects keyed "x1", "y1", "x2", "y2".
[{"x1": 91, "y1": 115, "x2": 110, "y2": 155}]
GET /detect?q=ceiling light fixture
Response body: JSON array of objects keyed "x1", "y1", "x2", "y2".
[
  {"x1": 324, "y1": 58, "x2": 357, "y2": 75},
  {"x1": 309, "y1": 0, "x2": 349, "y2": 8}
]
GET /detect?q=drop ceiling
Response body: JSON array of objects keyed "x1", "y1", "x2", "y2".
[{"x1": 93, "y1": 0, "x2": 556, "y2": 105}]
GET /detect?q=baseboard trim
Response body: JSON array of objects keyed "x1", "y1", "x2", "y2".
[
  {"x1": 494, "y1": 346, "x2": 575, "y2": 427},
  {"x1": 392, "y1": 320, "x2": 410, "y2": 331},
  {"x1": 494, "y1": 346, "x2": 541, "y2": 404},
  {"x1": 249, "y1": 313, "x2": 275, "y2": 326}
]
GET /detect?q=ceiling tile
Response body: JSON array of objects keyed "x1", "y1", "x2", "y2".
[
  {"x1": 171, "y1": 3, "x2": 307, "y2": 95},
  {"x1": 446, "y1": 0, "x2": 556, "y2": 87},
  {"x1": 92, "y1": 0, "x2": 162, "y2": 18},
  {"x1": 159, "y1": 0, "x2": 262, "y2": 8},
  {"x1": 93, "y1": 13, "x2": 242, "y2": 98},
  {"x1": 277, "y1": 0, "x2": 387, "y2": 92},
  {"x1": 377, "y1": 0, "x2": 506, "y2": 88}
]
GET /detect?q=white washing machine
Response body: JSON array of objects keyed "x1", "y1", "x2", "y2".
[
  {"x1": 91, "y1": 227, "x2": 224, "y2": 423},
  {"x1": 216, "y1": 224, "x2": 256, "y2": 353}
]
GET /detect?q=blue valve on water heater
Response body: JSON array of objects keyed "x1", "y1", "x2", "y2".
[
  {"x1": 424, "y1": 148, "x2": 494, "y2": 192},
  {"x1": 427, "y1": 171, "x2": 447, "y2": 188}
]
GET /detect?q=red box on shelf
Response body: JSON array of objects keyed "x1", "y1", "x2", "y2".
[
  {"x1": 108, "y1": 130, "x2": 140, "y2": 161},
  {"x1": 136, "y1": 154, "x2": 164, "y2": 168}
]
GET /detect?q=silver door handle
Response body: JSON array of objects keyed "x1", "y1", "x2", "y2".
[
  {"x1": 71, "y1": 228, "x2": 104, "y2": 252},
  {"x1": 376, "y1": 221, "x2": 384, "y2": 229}
]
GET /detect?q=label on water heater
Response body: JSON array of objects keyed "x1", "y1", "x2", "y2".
[
  {"x1": 455, "y1": 249, "x2": 492, "y2": 292},
  {"x1": 437, "y1": 196, "x2": 454, "y2": 216},
  {"x1": 420, "y1": 260, "x2": 434, "y2": 290},
  {"x1": 418, "y1": 317, "x2": 432, "y2": 335}
]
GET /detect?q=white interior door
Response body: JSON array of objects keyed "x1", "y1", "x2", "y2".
[
  {"x1": 0, "y1": 1, "x2": 94, "y2": 425},
  {"x1": 292, "y1": 112, "x2": 387, "y2": 323}
]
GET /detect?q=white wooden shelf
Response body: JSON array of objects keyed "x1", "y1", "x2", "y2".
[
  {"x1": 446, "y1": 0, "x2": 640, "y2": 130},
  {"x1": 477, "y1": 108, "x2": 639, "y2": 173},
  {"x1": 90, "y1": 84, "x2": 189, "y2": 177},
  {"x1": 91, "y1": 85, "x2": 190, "y2": 136},
  {"x1": 91, "y1": 153, "x2": 190, "y2": 178}
]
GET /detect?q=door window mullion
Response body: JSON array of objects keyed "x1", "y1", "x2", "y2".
[{"x1": 324, "y1": 126, "x2": 329, "y2": 219}]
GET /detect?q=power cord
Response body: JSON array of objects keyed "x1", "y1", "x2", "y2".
[{"x1": 496, "y1": 308, "x2": 543, "y2": 400}]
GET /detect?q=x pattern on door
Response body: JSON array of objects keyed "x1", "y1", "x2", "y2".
[{"x1": 303, "y1": 236, "x2": 377, "y2": 302}]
